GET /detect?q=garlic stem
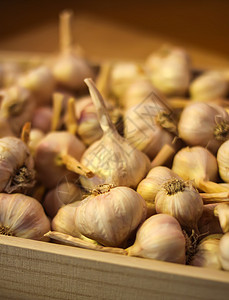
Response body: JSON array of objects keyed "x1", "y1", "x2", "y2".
[
  {"x1": 84, "y1": 78, "x2": 117, "y2": 135},
  {"x1": 198, "y1": 179, "x2": 229, "y2": 193},
  {"x1": 60, "y1": 10, "x2": 74, "y2": 53},
  {"x1": 65, "y1": 97, "x2": 77, "y2": 135},
  {"x1": 21, "y1": 122, "x2": 31, "y2": 145},
  {"x1": 45, "y1": 231, "x2": 127, "y2": 255},
  {"x1": 56, "y1": 152, "x2": 94, "y2": 178},
  {"x1": 96, "y1": 62, "x2": 112, "y2": 100},
  {"x1": 51, "y1": 93, "x2": 64, "y2": 131},
  {"x1": 167, "y1": 98, "x2": 190, "y2": 109},
  {"x1": 200, "y1": 192, "x2": 229, "y2": 204},
  {"x1": 151, "y1": 143, "x2": 175, "y2": 168}
]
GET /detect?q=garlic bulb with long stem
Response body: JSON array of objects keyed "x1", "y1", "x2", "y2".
[
  {"x1": 74, "y1": 185, "x2": 147, "y2": 247},
  {"x1": 190, "y1": 71, "x2": 228, "y2": 101},
  {"x1": 145, "y1": 45, "x2": 191, "y2": 97},
  {"x1": 0, "y1": 85, "x2": 36, "y2": 136},
  {"x1": 219, "y1": 232, "x2": 229, "y2": 271},
  {"x1": 137, "y1": 166, "x2": 180, "y2": 216},
  {"x1": 35, "y1": 131, "x2": 92, "y2": 189},
  {"x1": 0, "y1": 136, "x2": 36, "y2": 193},
  {"x1": 124, "y1": 90, "x2": 177, "y2": 160},
  {"x1": 172, "y1": 146, "x2": 228, "y2": 193},
  {"x1": 214, "y1": 203, "x2": 229, "y2": 233},
  {"x1": 217, "y1": 140, "x2": 229, "y2": 183},
  {"x1": 80, "y1": 78, "x2": 151, "y2": 190},
  {"x1": 0, "y1": 193, "x2": 50, "y2": 240},
  {"x1": 43, "y1": 182, "x2": 83, "y2": 218},
  {"x1": 189, "y1": 234, "x2": 222, "y2": 269},
  {"x1": 127, "y1": 214, "x2": 186, "y2": 264},
  {"x1": 178, "y1": 102, "x2": 229, "y2": 154},
  {"x1": 53, "y1": 10, "x2": 94, "y2": 90},
  {"x1": 155, "y1": 178, "x2": 203, "y2": 232}
]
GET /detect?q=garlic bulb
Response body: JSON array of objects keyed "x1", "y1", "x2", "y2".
[
  {"x1": 127, "y1": 214, "x2": 186, "y2": 264},
  {"x1": 145, "y1": 45, "x2": 191, "y2": 96},
  {"x1": 178, "y1": 102, "x2": 229, "y2": 154},
  {"x1": 172, "y1": 146, "x2": 227, "y2": 193},
  {"x1": 198, "y1": 204, "x2": 223, "y2": 236},
  {"x1": 18, "y1": 66, "x2": 55, "y2": 106},
  {"x1": 52, "y1": 201, "x2": 83, "y2": 237},
  {"x1": 35, "y1": 131, "x2": 88, "y2": 189},
  {"x1": 124, "y1": 92, "x2": 177, "y2": 159},
  {"x1": 137, "y1": 166, "x2": 180, "y2": 215},
  {"x1": 122, "y1": 78, "x2": 155, "y2": 109},
  {"x1": 28, "y1": 129, "x2": 45, "y2": 157},
  {"x1": 109, "y1": 62, "x2": 145, "y2": 101},
  {"x1": 74, "y1": 185, "x2": 147, "y2": 247},
  {"x1": 190, "y1": 71, "x2": 228, "y2": 101},
  {"x1": 53, "y1": 11, "x2": 94, "y2": 90},
  {"x1": 155, "y1": 179, "x2": 203, "y2": 232},
  {"x1": 0, "y1": 193, "x2": 50, "y2": 240},
  {"x1": 80, "y1": 79, "x2": 151, "y2": 190},
  {"x1": 219, "y1": 232, "x2": 229, "y2": 271},
  {"x1": 214, "y1": 203, "x2": 229, "y2": 233},
  {"x1": 217, "y1": 140, "x2": 229, "y2": 182},
  {"x1": 0, "y1": 85, "x2": 36, "y2": 135},
  {"x1": 31, "y1": 106, "x2": 52, "y2": 133},
  {"x1": 189, "y1": 234, "x2": 222, "y2": 269},
  {"x1": 0, "y1": 137, "x2": 35, "y2": 193},
  {"x1": 43, "y1": 182, "x2": 83, "y2": 218}
]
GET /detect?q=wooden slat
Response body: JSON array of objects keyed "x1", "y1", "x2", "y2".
[{"x1": 0, "y1": 235, "x2": 229, "y2": 300}]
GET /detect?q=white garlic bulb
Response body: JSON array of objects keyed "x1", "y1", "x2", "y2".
[
  {"x1": 214, "y1": 203, "x2": 229, "y2": 233},
  {"x1": 146, "y1": 45, "x2": 191, "y2": 96},
  {"x1": 178, "y1": 102, "x2": 229, "y2": 154},
  {"x1": 155, "y1": 178, "x2": 203, "y2": 232},
  {"x1": 190, "y1": 71, "x2": 228, "y2": 101},
  {"x1": 127, "y1": 214, "x2": 186, "y2": 264},
  {"x1": 219, "y1": 232, "x2": 229, "y2": 271},
  {"x1": 124, "y1": 93, "x2": 176, "y2": 159},
  {"x1": 0, "y1": 136, "x2": 35, "y2": 193},
  {"x1": 217, "y1": 140, "x2": 229, "y2": 183},
  {"x1": 190, "y1": 235, "x2": 222, "y2": 269},
  {"x1": 80, "y1": 79, "x2": 151, "y2": 190},
  {"x1": 0, "y1": 193, "x2": 50, "y2": 240},
  {"x1": 74, "y1": 185, "x2": 147, "y2": 247}
]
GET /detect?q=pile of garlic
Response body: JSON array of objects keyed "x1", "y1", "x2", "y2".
[{"x1": 1, "y1": 10, "x2": 229, "y2": 272}]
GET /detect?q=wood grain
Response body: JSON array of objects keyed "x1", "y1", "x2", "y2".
[{"x1": 0, "y1": 235, "x2": 229, "y2": 300}]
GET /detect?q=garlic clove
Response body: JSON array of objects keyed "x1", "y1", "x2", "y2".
[
  {"x1": 74, "y1": 185, "x2": 147, "y2": 247},
  {"x1": 127, "y1": 214, "x2": 186, "y2": 264},
  {"x1": 219, "y1": 232, "x2": 229, "y2": 271},
  {"x1": 214, "y1": 203, "x2": 229, "y2": 233},
  {"x1": 0, "y1": 193, "x2": 50, "y2": 240},
  {"x1": 190, "y1": 71, "x2": 228, "y2": 101},
  {"x1": 80, "y1": 79, "x2": 151, "y2": 190}
]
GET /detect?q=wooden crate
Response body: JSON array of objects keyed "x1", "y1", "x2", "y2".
[{"x1": 1, "y1": 235, "x2": 229, "y2": 300}]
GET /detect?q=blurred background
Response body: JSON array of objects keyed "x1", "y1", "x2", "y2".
[{"x1": 0, "y1": 0, "x2": 228, "y2": 68}]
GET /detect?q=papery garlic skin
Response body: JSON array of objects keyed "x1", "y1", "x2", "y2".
[
  {"x1": 128, "y1": 214, "x2": 186, "y2": 264},
  {"x1": 155, "y1": 179, "x2": 203, "y2": 231},
  {"x1": 214, "y1": 203, "x2": 229, "y2": 233},
  {"x1": 35, "y1": 131, "x2": 85, "y2": 189},
  {"x1": 137, "y1": 166, "x2": 181, "y2": 215},
  {"x1": 172, "y1": 146, "x2": 218, "y2": 184},
  {"x1": 124, "y1": 99, "x2": 175, "y2": 159},
  {"x1": 146, "y1": 46, "x2": 191, "y2": 96},
  {"x1": 52, "y1": 201, "x2": 82, "y2": 237},
  {"x1": 190, "y1": 71, "x2": 228, "y2": 101},
  {"x1": 0, "y1": 137, "x2": 35, "y2": 193},
  {"x1": 219, "y1": 232, "x2": 229, "y2": 271},
  {"x1": 190, "y1": 235, "x2": 222, "y2": 269},
  {"x1": 217, "y1": 140, "x2": 229, "y2": 183},
  {"x1": 0, "y1": 193, "x2": 50, "y2": 240},
  {"x1": 178, "y1": 102, "x2": 229, "y2": 154},
  {"x1": 43, "y1": 182, "x2": 83, "y2": 218},
  {"x1": 74, "y1": 186, "x2": 147, "y2": 247}
]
